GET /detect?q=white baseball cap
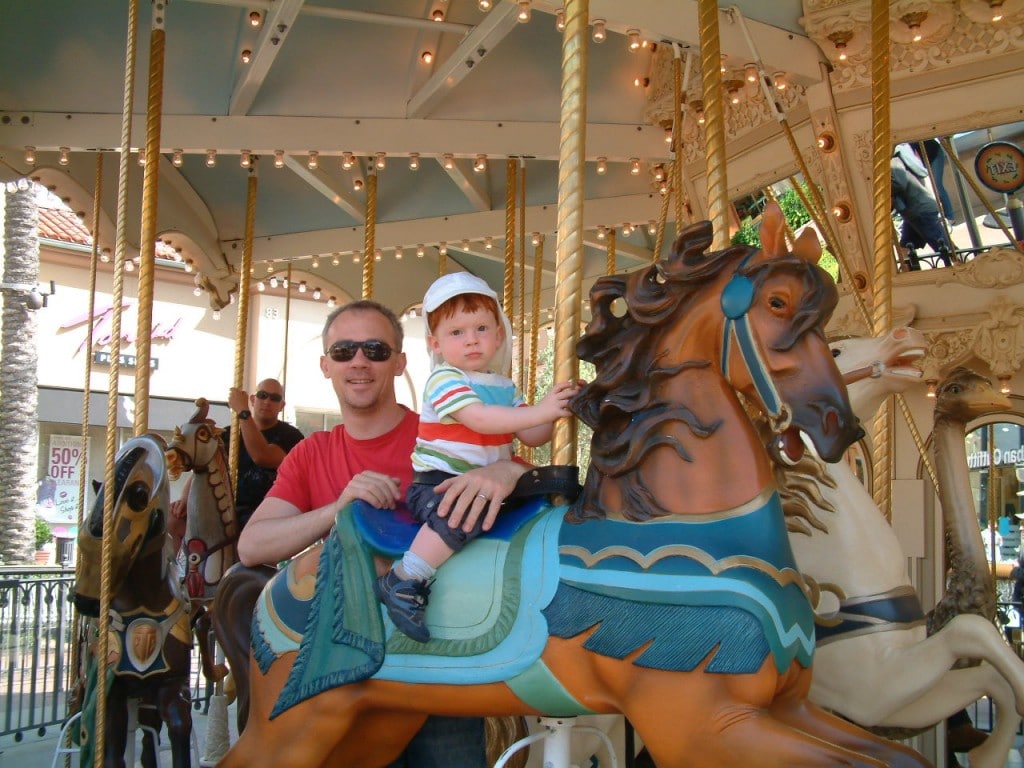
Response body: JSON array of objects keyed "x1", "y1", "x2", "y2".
[{"x1": 422, "y1": 272, "x2": 513, "y2": 375}]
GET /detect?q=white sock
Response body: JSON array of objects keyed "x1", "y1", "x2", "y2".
[{"x1": 397, "y1": 550, "x2": 436, "y2": 582}]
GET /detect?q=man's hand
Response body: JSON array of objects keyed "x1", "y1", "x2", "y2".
[
  {"x1": 434, "y1": 461, "x2": 527, "y2": 533},
  {"x1": 170, "y1": 497, "x2": 187, "y2": 521},
  {"x1": 228, "y1": 387, "x2": 249, "y2": 413},
  {"x1": 338, "y1": 470, "x2": 403, "y2": 511}
]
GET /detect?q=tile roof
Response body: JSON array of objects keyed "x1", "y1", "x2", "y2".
[{"x1": 37, "y1": 203, "x2": 178, "y2": 258}]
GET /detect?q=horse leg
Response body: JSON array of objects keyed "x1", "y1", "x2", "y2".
[
  {"x1": 883, "y1": 665, "x2": 1019, "y2": 768},
  {"x1": 157, "y1": 680, "x2": 194, "y2": 768},
  {"x1": 324, "y1": 711, "x2": 430, "y2": 767},
  {"x1": 106, "y1": 685, "x2": 130, "y2": 768}
]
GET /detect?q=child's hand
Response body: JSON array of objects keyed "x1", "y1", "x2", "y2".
[{"x1": 536, "y1": 380, "x2": 580, "y2": 421}]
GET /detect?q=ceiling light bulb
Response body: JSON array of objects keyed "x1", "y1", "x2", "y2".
[
  {"x1": 353, "y1": 178, "x2": 364, "y2": 191},
  {"x1": 629, "y1": 158, "x2": 641, "y2": 175},
  {"x1": 313, "y1": 287, "x2": 322, "y2": 300},
  {"x1": 193, "y1": 285, "x2": 202, "y2": 296},
  {"x1": 441, "y1": 153, "x2": 454, "y2": 170},
  {"x1": 653, "y1": 165, "x2": 666, "y2": 182},
  {"x1": 478, "y1": 0, "x2": 492, "y2": 10},
  {"x1": 172, "y1": 149, "x2": 183, "y2": 166},
  {"x1": 648, "y1": 220, "x2": 657, "y2": 235},
  {"x1": 274, "y1": 150, "x2": 284, "y2": 168},
  {"x1": 266, "y1": 262, "x2": 273, "y2": 273},
  {"x1": 439, "y1": 241, "x2": 448, "y2": 256},
  {"x1": 183, "y1": 259, "x2": 193, "y2": 273},
  {"x1": 665, "y1": 129, "x2": 674, "y2": 144},
  {"x1": 421, "y1": 51, "x2": 434, "y2": 64},
  {"x1": 597, "y1": 226, "x2": 607, "y2": 240},
  {"x1": 474, "y1": 154, "x2": 487, "y2": 172},
  {"x1": 342, "y1": 152, "x2": 355, "y2": 170},
  {"x1": 745, "y1": 63, "x2": 758, "y2": 82},
  {"x1": 327, "y1": 296, "x2": 337, "y2": 308},
  {"x1": 249, "y1": 11, "x2": 262, "y2": 27},
  {"x1": 59, "y1": 147, "x2": 70, "y2": 166},
  {"x1": 555, "y1": 9, "x2": 565, "y2": 31},
  {"x1": 124, "y1": 259, "x2": 135, "y2": 272},
  {"x1": 205, "y1": 149, "x2": 216, "y2": 167},
  {"x1": 375, "y1": 152, "x2": 386, "y2": 169},
  {"x1": 773, "y1": 72, "x2": 787, "y2": 90},
  {"x1": 517, "y1": 1, "x2": 531, "y2": 22},
  {"x1": 137, "y1": 148, "x2": 146, "y2": 166},
  {"x1": 627, "y1": 29, "x2": 641, "y2": 51},
  {"x1": 831, "y1": 201, "x2": 852, "y2": 222},
  {"x1": 720, "y1": 54, "x2": 728, "y2": 74},
  {"x1": 592, "y1": 19, "x2": 606, "y2": 43},
  {"x1": 311, "y1": 255, "x2": 319, "y2": 268},
  {"x1": 241, "y1": 49, "x2": 252, "y2": 64},
  {"x1": 24, "y1": 146, "x2": 36, "y2": 164},
  {"x1": 307, "y1": 150, "x2": 318, "y2": 170},
  {"x1": 395, "y1": 246, "x2": 403, "y2": 260},
  {"x1": 634, "y1": 77, "x2": 649, "y2": 88},
  {"x1": 269, "y1": 276, "x2": 279, "y2": 288},
  {"x1": 461, "y1": 239, "x2": 470, "y2": 250},
  {"x1": 374, "y1": 249, "x2": 382, "y2": 262},
  {"x1": 531, "y1": 232, "x2": 541, "y2": 246},
  {"x1": 622, "y1": 223, "x2": 634, "y2": 236},
  {"x1": 352, "y1": 251, "x2": 361, "y2": 263},
  {"x1": 484, "y1": 236, "x2": 493, "y2": 250},
  {"x1": 596, "y1": 156, "x2": 607, "y2": 175},
  {"x1": 212, "y1": 309, "x2": 220, "y2": 320},
  {"x1": 331, "y1": 253, "x2": 340, "y2": 266},
  {"x1": 416, "y1": 244, "x2": 425, "y2": 258},
  {"x1": 257, "y1": 281, "x2": 265, "y2": 292},
  {"x1": 432, "y1": 9, "x2": 445, "y2": 21},
  {"x1": 409, "y1": 152, "x2": 420, "y2": 170},
  {"x1": 828, "y1": 29, "x2": 853, "y2": 61},
  {"x1": 240, "y1": 150, "x2": 251, "y2": 168},
  {"x1": 298, "y1": 281, "x2": 307, "y2": 293}
]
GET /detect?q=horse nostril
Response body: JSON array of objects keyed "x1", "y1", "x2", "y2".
[{"x1": 824, "y1": 408, "x2": 840, "y2": 434}]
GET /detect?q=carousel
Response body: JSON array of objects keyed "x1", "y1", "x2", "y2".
[{"x1": 2, "y1": 1, "x2": 1024, "y2": 766}]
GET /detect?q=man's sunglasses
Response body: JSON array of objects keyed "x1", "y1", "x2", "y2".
[
  {"x1": 255, "y1": 390, "x2": 283, "y2": 402},
  {"x1": 327, "y1": 340, "x2": 395, "y2": 363}
]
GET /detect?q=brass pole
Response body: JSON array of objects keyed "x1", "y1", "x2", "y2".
[
  {"x1": 654, "y1": 177, "x2": 672, "y2": 261},
  {"x1": 93, "y1": 2, "x2": 139, "y2": 762},
  {"x1": 869, "y1": 0, "x2": 893, "y2": 520},
  {"x1": 282, "y1": 261, "x2": 291, "y2": 393},
  {"x1": 672, "y1": 52, "x2": 684, "y2": 230},
  {"x1": 517, "y1": 161, "x2": 527, "y2": 388},
  {"x1": 606, "y1": 229, "x2": 616, "y2": 276},
  {"x1": 529, "y1": 235, "x2": 544, "y2": 403},
  {"x1": 504, "y1": 159, "x2": 517, "y2": 319},
  {"x1": 697, "y1": 0, "x2": 728, "y2": 249},
  {"x1": 133, "y1": 2, "x2": 167, "y2": 435},
  {"x1": 551, "y1": 0, "x2": 588, "y2": 464},
  {"x1": 230, "y1": 166, "x2": 258, "y2": 496},
  {"x1": 362, "y1": 170, "x2": 377, "y2": 299}
]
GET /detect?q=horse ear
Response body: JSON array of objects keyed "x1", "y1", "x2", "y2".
[
  {"x1": 758, "y1": 202, "x2": 787, "y2": 259},
  {"x1": 191, "y1": 397, "x2": 210, "y2": 424}
]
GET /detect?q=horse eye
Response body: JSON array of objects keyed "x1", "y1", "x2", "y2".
[
  {"x1": 125, "y1": 481, "x2": 151, "y2": 512},
  {"x1": 768, "y1": 296, "x2": 786, "y2": 310},
  {"x1": 831, "y1": 349, "x2": 841, "y2": 358}
]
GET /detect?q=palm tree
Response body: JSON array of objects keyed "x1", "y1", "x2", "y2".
[{"x1": 1, "y1": 182, "x2": 41, "y2": 564}]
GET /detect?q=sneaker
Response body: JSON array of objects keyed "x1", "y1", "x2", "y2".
[{"x1": 373, "y1": 568, "x2": 432, "y2": 642}]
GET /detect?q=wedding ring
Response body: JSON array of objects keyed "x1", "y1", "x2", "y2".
[{"x1": 477, "y1": 493, "x2": 488, "y2": 500}]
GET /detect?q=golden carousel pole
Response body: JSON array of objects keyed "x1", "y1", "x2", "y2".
[
  {"x1": 869, "y1": 0, "x2": 894, "y2": 519},
  {"x1": 282, "y1": 262, "x2": 291, "y2": 392},
  {"x1": 133, "y1": 0, "x2": 167, "y2": 436},
  {"x1": 673, "y1": 47, "x2": 685, "y2": 232},
  {"x1": 697, "y1": 0, "x2": 728, "y2": 249},
  {"x1": 504, "y1": 159, "x2": 518, "y2": 321},
  {"x1": 550, "y1": 0, "x2": 588, "y2": 464},
  {"x1": 526, "y1": 234, "x2": 545, "y2": 464},
  {"x1": 362, "y1": 168, "x2": 377, "y2": 299},
  {"x1": 90, "y1": 2, "x2": 139, "y2": 763},
  {"x1": 229, "y1": 165, "x2": 258, "y2": 498},
  {"x1": 517, "y1": 161, "x2": 527, "y2": 393}
]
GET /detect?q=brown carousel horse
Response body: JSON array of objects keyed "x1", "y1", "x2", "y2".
[
  {"x1": 219, "y1": 204, "x2": 928, "y2": 768},
  {"x1": 74, "y1": 433, "x2": 194, "y2": 768}
]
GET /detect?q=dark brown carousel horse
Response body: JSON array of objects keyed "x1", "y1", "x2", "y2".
[
  {"x1": 219, "y1": 204, "x2": 929, "y2": 768},
  {"x1": 74, "y1": 433, "x2": 194, "y2": 768}
]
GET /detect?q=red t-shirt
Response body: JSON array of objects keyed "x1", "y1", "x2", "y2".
[{"x1": 267, "y1": 407, "x2": 419, "y2": 512}]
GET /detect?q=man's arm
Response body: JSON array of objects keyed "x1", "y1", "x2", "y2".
[{"x1": 235, "y1": 417, "x2": 289, "y2": 468}]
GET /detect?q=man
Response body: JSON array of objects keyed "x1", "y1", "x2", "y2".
[
  {"x1": 224, "y1": 378, "x2": 304, "y2": 528},
  {"x1": 891, "y1": 148, "x2": 954, "y2": 269},
  {"x1": 238, "y1": 299, "x2": 526, "y2": 768}
]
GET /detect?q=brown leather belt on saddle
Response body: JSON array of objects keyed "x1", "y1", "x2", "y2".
[{"x1": 412, "y1": 464, "x2": 581, "y2": 505}]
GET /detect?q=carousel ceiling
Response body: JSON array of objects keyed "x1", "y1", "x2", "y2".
[{"x1": 1, "y1": 0, "x2": 1022, "y2": 313}]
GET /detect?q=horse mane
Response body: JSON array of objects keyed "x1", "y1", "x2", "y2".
[{"x1": 569, "y1": 218, "x2": 839, "y2": 524}]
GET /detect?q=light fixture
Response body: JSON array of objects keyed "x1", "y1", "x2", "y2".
[
  {"x1": 353, "y1": 178, "x2": 364, "y2": 191},
  {"x1": 327, "y1": 296, "x2": 337, "y2": 308},
  {"x1": 172, "y1": 149, "x2": 183, "y2": 166},
  {"x1": 634, "y1": 77, "x2": 649, "y2": 88},
  {"x1": 517, "y1": 1, "x2": 531, "y2": 23},
  {"x1": 627, "y1": 29, "x2": 641, "y2": 51},
  {"x1": 240, "y1": 149, "x2": 251, "y2": 168},
  {"x1": 597, "y1": 226, "x2": 607, "y2": 240},
  {"x1": 596, "y1": 156, "x2": 607, "y2": 175},
  {"x1": 474, "y1": 154, "x2": 487, "y2": 172},
  {"x1": 193, "y1": 285, "x2": 202, "y2": 296},
  {"x1": 409, "y1": 152, "x2": 420, "y2": 170},
  {"x1": 241, "y1": 49, "x2": 252, "y2": 64},
  {"x1": 311, "y1": 255, "x2": 319, "y2": 269},
  {"x1": 592, "y1": 19, "x2": 606, "y2": 43},
  {"x1": 831, "y1": 201, "x2": 852, "y2": 223},
  {"x1": 622, "y1": 223, "x2": 634, "y2": 236},
  {"x1": 421, "y1": 51, "x2": 434, "y2": 64},
  {"x1": 442, "y1": 153, "x2": 455, "y2": 170},
  {"x1": 352, "y1": 250, "x2": 361, "y2": 263},
  {"x1": 298, "y1": 281, "x2": 307, "y2": 294},
  {"x1": 274, "y1": 150, "x2": 284, "y2": 168},
  {"x1": 266, "y1": 262, "x2": 273, "y2": 273},
  {"x1": 827, "y1": 29, "x2": 853, "y2": 61},
  {"x1": 478, "y1": 0, "x2": 492, "y2": 10},
  {"x1": 59, "y1": 147, "x2": 70, "y2": 166},
  {"x1": 990, "y1": 0, "x2": 1006, "y2": 22},
  {"x1": 439, "y1": 241, "x2": 448, "y2": 256},
  {"x1": 664, "y1": 128, "x2": 674, "y2": 144},
  {"x1": 137, "y1": 148, "x2": 146, "y2": 166},
  {"x1": 313, "y1": 287, "x2": 322, "y2": 300},
  {"x1": 531, "y1": 232, "x2": 541, "y2": 246},
  {"x1": 484, "y1": 236, "x2": 493, "y2": 250},
  {"x1": 725, "y1": 79, "x2": 744, "y2": 105},
  {"x1": 281, "y1": 278, "x2": 289, "y2": 289},
  {"x1": 431, "y1": 9, "x2": 445, "y2": 21},
  {"x1": 817, "y1": 131, "x2": 836, "y2": 152},
  {"x1": 461, "y1": 238, "x2": 470, "y2": 250},
  {"x1": 375, "y1": 152, "x2": 386, "y2": 169},
  {"x1": 416, "y1": 244, "x2": 425, "y2": 258},
  {"x1": 331, "y1": 253, "x2": 340, "y2": 266},
  {"x1": 307, "y1": 151, "x2": 318, "y2": 170},
  {"x1": 773, "y1": 72, "x2": 787, "y2": 90},
  {"x1": 744, "y1": 63, "x2": 758, "y2": 82},
  {"x1": 374, "y1": 249, "x2": 382, "y2": 262},
  {"x1": 653, "y1": 164, "x2": 666, "y2": 183},
  {"x1": 629, "y1": 158, "x2": 641, "y2": 175},
  {"x1": 269, "y1": 276, "x2": 279, "y2": 288},
  {"x1": 205, "y1": 149, "x2": 216, "y2": 167},
  {"x1": 555, "y1": 9, "x2": 565, "y2": 31},
  {"x1": 249, "y1": 11, "x2": 262, "y2": 27},
  {"x1": 257, "y1": 281, "x2": 265, "y2": 292},
  {"x1": 124, "y1": 259, "x2": 135, "y2": 272},
  {"x1": 100, "y1": 248, "x2": 112, "y2": 263},
  {"x1": 720, "y1": 54, "x2": 728, "y2": 74},
  {"x1": 24, "y1": 146, "x2": 36, "y2": 165},
  {"x1": 900, "y1": 11, "x2": 927, "y2": 42},
  {"x1": 648, "y1": 220, "x2": 657, "y2": 235},
  {"x1": 1000, "y1": 375, "x2": 1012, "y2": 394},
  {"x1": 342, "y1": 152, "x2": 355, "y2": 170},
  {"x1": 183, "y1": 258, "x2": 193, "y2": 272},
  {"x1": 212, "y1": 309, "x2": 220, "y2": 320},
  {"x1": 395, "y1": 246, "x2": 403, "y2": 260}
]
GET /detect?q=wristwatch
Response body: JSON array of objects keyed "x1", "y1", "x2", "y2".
[{"x1": 237, "y1": 409, "x2": 251, "y2": 420}]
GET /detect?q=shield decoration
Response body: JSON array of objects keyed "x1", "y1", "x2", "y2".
[{"x1": 125, "y1": 617, "x2": 163, "y2": 674}]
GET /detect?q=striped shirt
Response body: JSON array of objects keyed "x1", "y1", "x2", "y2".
[{"x1": 411, "y1": 364, "x2": 524, "y2": 475}]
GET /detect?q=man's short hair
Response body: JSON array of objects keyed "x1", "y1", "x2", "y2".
[{"x1": 322, "y1": 300, "x2": 404, "y2": 352}]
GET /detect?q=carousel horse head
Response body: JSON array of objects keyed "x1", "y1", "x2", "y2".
[
  {"x1": 165, "y1": 397, "x2": 238, "y2": 600},
  {"x1": 572, "y1": 202, "x2": 862, "y2": 520},
  {"x1": 74, "y1": 433, "x2": 172, "y2": 617}
]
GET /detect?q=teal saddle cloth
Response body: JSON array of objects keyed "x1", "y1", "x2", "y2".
[{"x1": 255, "y1": 493, "x2": 815, "y2": 718}]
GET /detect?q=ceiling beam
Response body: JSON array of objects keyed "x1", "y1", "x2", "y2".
[
  {"x1": 439, "y1": 156, "x2": 491, "y2": 212},
  {"x1": 229, "y1": 0, "x2": 307, "y2": 116},
  {"x1": 282, "y1": 153, "x2": 365, "y2": 220}
]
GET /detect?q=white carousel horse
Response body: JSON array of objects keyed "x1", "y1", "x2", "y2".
[{"x1": 780, "y1": 328, "x2": 1024, "y2": 768}]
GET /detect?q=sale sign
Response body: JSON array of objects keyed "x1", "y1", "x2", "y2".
[{"x1": 37, "y1": 434, "x2": 87, "y2": 532}]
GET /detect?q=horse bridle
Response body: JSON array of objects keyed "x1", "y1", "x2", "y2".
[{"x1": 720, "y1": 254, "x2": 792, "y2": 435}]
